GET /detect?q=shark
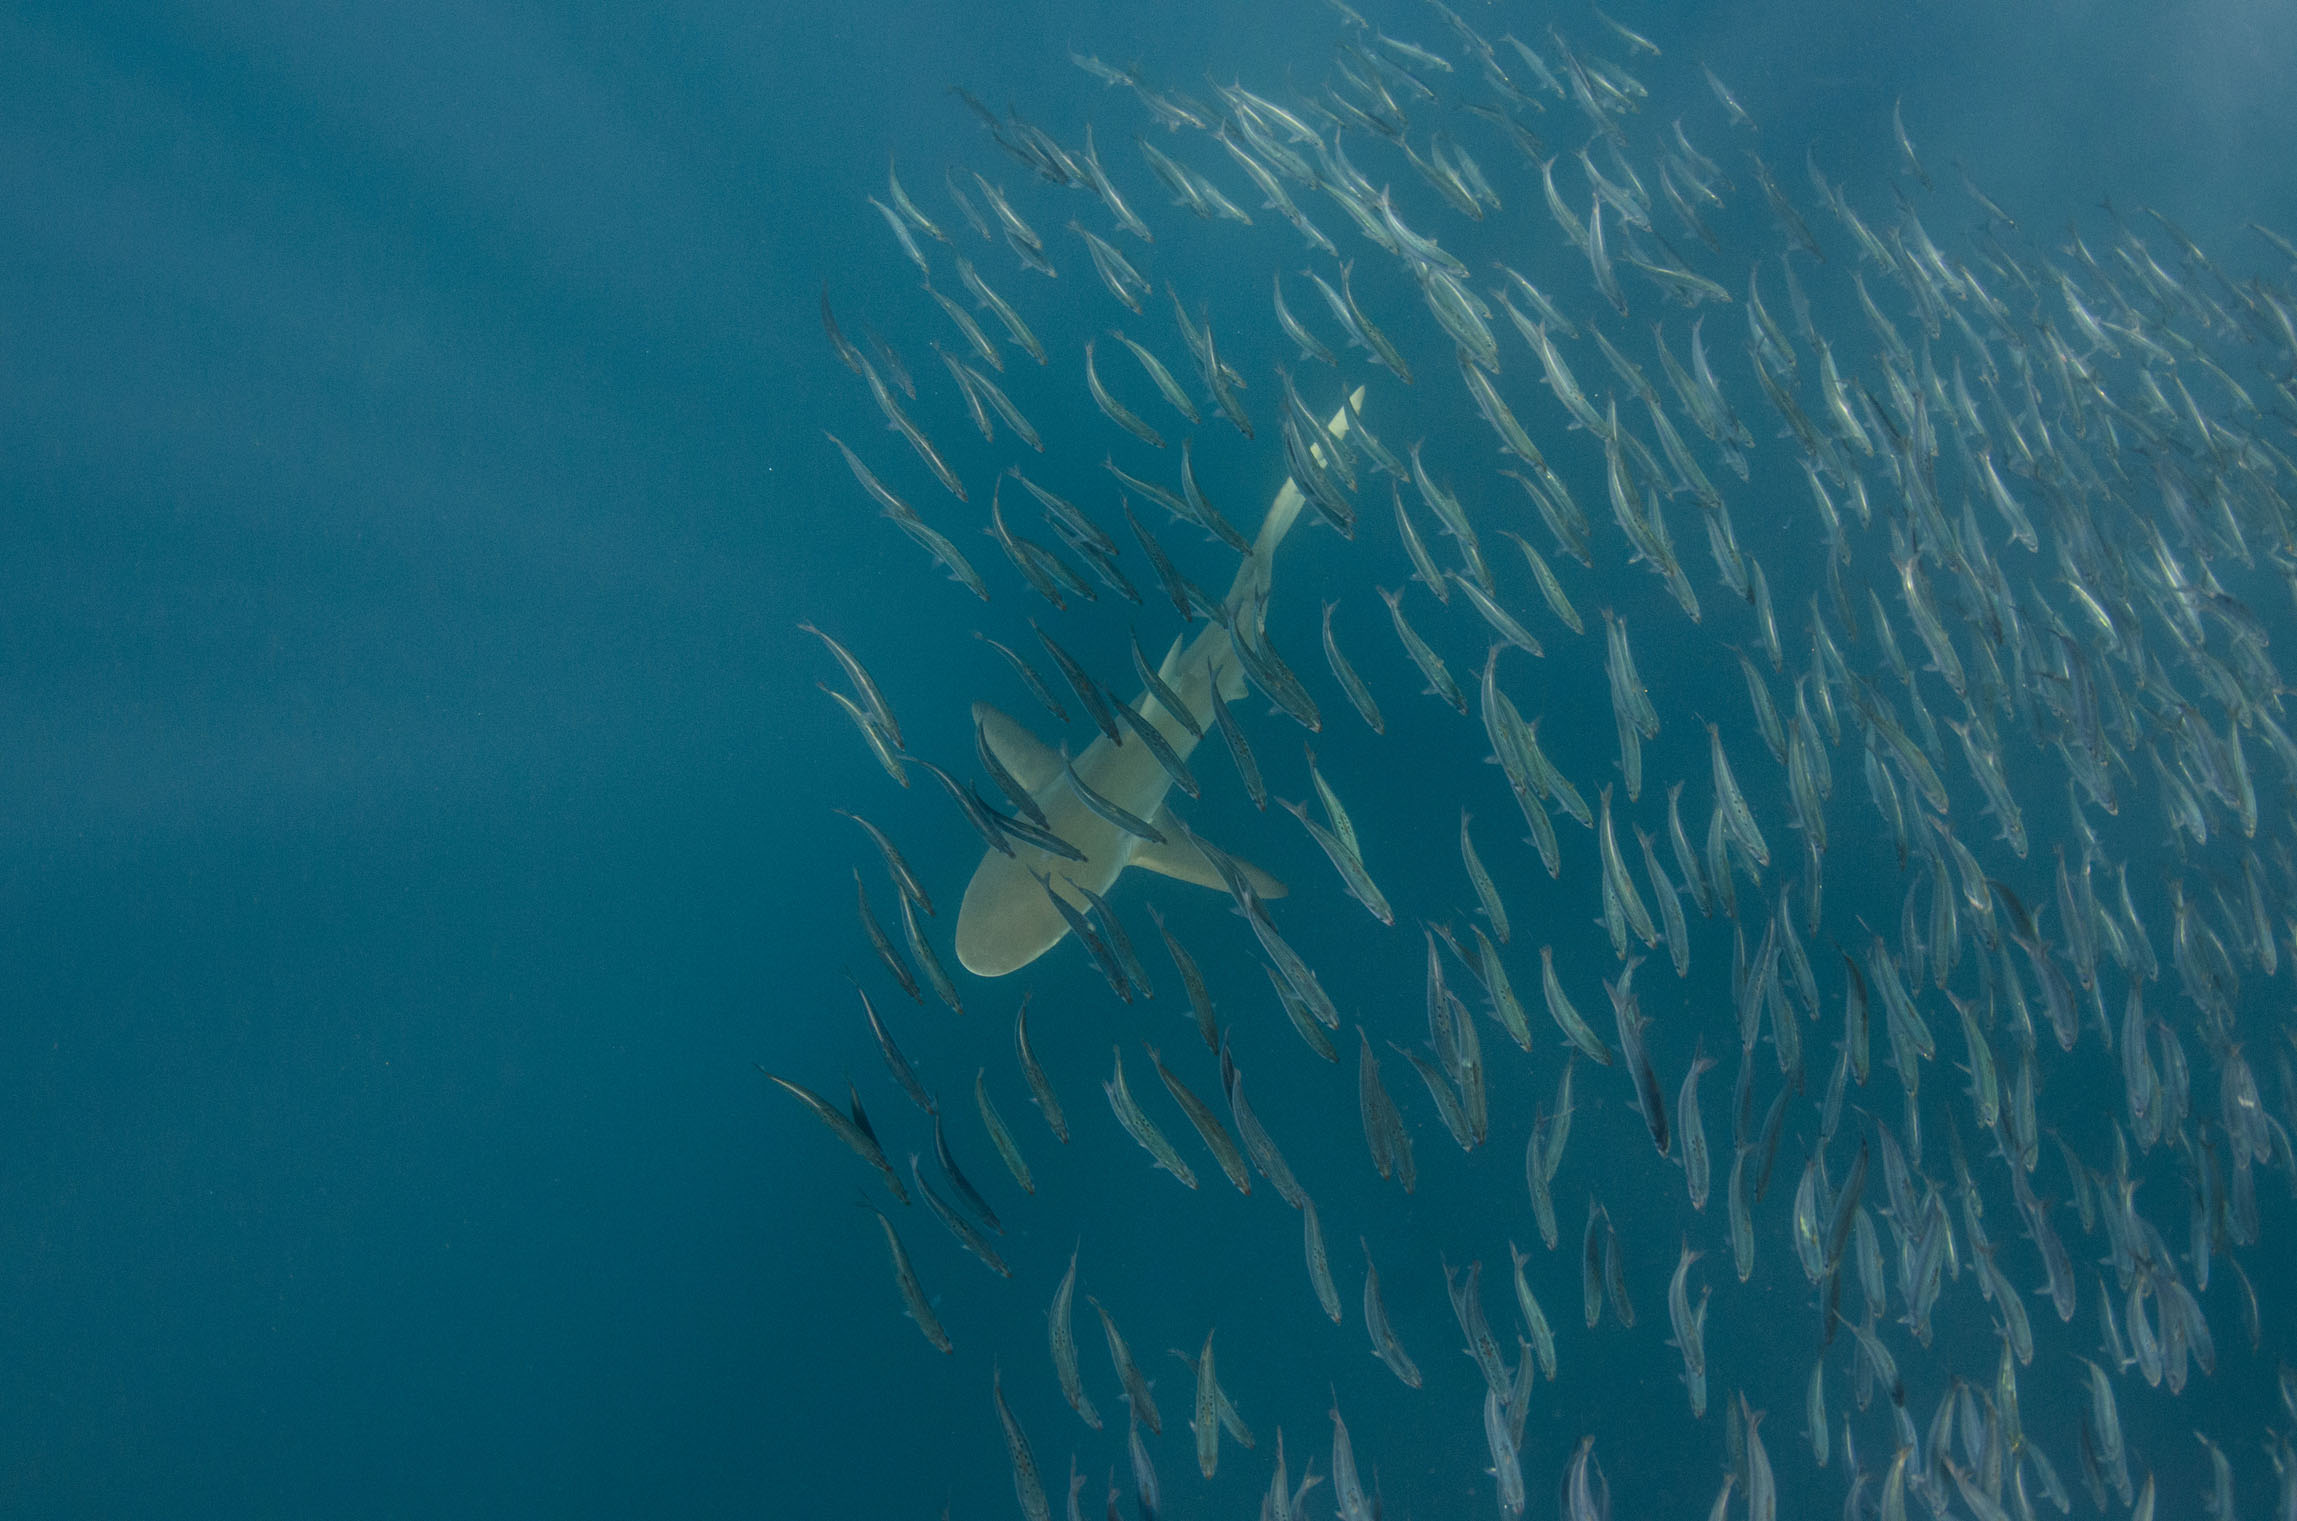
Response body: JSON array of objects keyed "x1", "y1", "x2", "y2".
[{"x1": 954, "y1": 390, "x2": 1363, "y2": 978}]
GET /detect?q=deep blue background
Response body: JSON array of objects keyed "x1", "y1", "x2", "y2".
[{"x1": 3, "y1": 1, "x2": 2295, "y2": 1516}]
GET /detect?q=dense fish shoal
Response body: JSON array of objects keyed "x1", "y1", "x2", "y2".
[{"x1": 784, "y1": 4, "x2": 2297, "y2": 1518}]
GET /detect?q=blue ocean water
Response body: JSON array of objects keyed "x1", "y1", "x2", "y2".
[{"x1": 4, "y1": 1, "x2": 2297, "y2": 1517}]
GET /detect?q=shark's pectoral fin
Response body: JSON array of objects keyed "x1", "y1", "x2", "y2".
[
  {"x1": 1131, "y1": 810, "x2": 1289, "y2": 899},
  {"x1": 973, "y1": 702, "x2": 1063, "y2": 792},
  {"x1": 1128, "y1": 833, "x2": 1227, "y2": 891}
]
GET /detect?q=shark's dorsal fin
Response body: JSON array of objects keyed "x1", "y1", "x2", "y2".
[
  {"x1": 1132, "y1": 809, "x2": 1289, "y2": 898},
  {"x1": 973, "y1": 702, "x2": 1062, "y2": 793},
  {"x1": 1158, "y1": 634, "x2": 1185, "y2": 684}
]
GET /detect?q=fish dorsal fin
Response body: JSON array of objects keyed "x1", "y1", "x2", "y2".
[
  {"x1": 1158, "y1": 634, "x2": 1185, "y2": 683},
  {"x1": 973, "y1": 702, "x2": 1062, "y2": 793},
  {"x1": 1132, "y1": 808, "x2": 1289, "y2": 899}
]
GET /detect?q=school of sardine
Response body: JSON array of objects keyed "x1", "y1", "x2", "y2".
[{"x1": 781, "y1": 2, "x2": 2297, "y2": 1517}]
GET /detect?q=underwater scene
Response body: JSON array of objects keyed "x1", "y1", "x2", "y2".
[{"x1": 7, "y1": 0, "x2": 2297, "y2": 1516}]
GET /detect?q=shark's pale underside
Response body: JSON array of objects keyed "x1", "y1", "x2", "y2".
[{"x1": 954, "y1": 392, "x2": 1363, "y2": 977}]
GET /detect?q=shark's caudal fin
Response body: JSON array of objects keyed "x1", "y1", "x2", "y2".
[
  {"x1": 1157, "y1": 634, "x2": 1185, "y2": 684},
  {"x1": 1220, "y1": 386, "x2": 1364, "y2": 626}
]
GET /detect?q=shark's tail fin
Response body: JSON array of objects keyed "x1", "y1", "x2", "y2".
[{"x1": 1222, "y1": 387, "x2": 1364, "y2": 623}]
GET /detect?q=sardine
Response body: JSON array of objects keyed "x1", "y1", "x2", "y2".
[
  {"x1": 1085, "y1": 337, "x2": 1166, "y2": 448},
  {"x1": 1361, "y1": 1242, "x2": 1422, "y2": 1386},
  {"x1": 1088, "y1": 1295, "x2": 1161, "y2": 1434},
  {"x1": 1540, "y1": 945, "x2": 1615, "y2": 1064},
  {"x1": 1104, "y1": 1047, "x2": 1196, "y2": 1188},
  {"x1": 1377, "y1": 584, "x2": 1467, "y2": 711},
  {"x1": 760, "y1": 1069, "x2": 907, "y2": 1204},
  {"x1": 993, "y1": 1366, "x2": 1054, "y2": 1521}
]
